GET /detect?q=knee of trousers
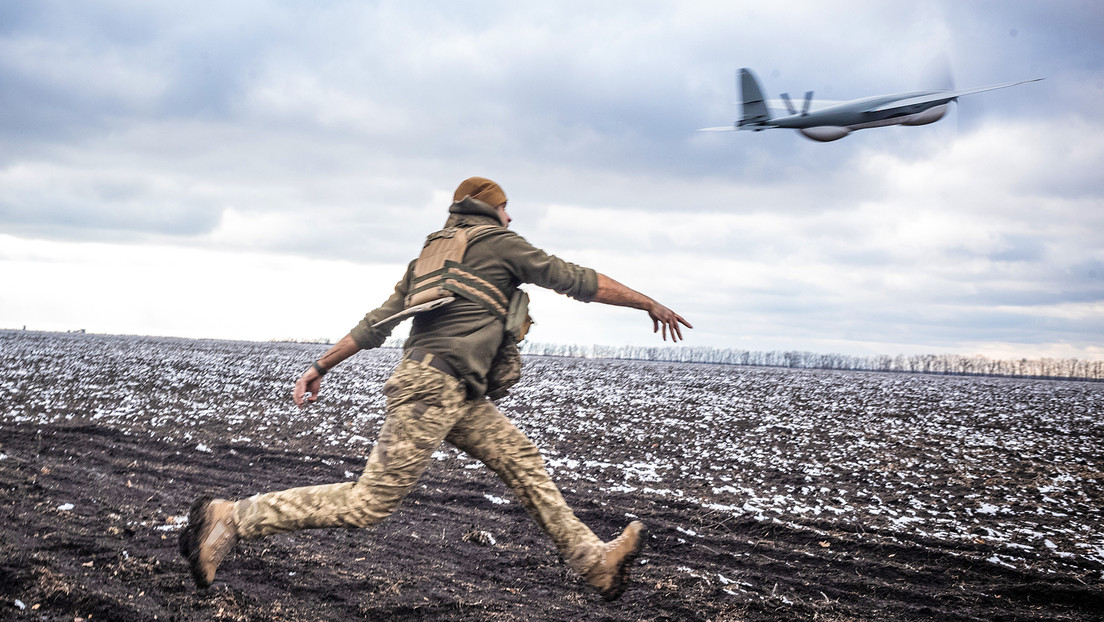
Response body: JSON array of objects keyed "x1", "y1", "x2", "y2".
[
  {"x1": 343, "y1": 478, "x2": 419, "y2": 525},
  {"x1": 487, "y1": 445, "x2": 548, "y2": 480},
  {"x1": 473, "y1": 430, "x2": 544, "y2": 467}
]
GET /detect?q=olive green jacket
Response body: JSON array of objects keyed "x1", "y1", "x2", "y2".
[{"x1": 350, "y1": 197, "x2": 598, "y2": 398}]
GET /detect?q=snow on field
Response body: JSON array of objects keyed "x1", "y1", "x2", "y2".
[
  {"x1": 2, "y1": 330, "x2": 1102, "y2": 578},
  {"x1": 504, "y1": 357, "x2": 1104, "y2": 576}
]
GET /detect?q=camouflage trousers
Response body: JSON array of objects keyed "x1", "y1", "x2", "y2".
[{"x1": 233, "y1": 355, "x2": 604, "y2": 574}]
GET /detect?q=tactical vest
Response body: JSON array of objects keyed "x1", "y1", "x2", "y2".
[
  {"x1": 375, "y1": 223, "x2": 533, "y2": 400},
  {"x1": 404, "y1": 225, "x2": 510, "y2": 318}
]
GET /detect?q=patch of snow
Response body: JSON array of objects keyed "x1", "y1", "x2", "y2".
[{"x1": 976, "y1": 503, "x2": 1000, "y2": 516}]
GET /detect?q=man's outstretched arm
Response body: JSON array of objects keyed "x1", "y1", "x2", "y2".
[
  {"x1": 592, "y1": 273, "x2": 692, "y2": 342},
  {"x1": 293, "y1": 334, "x2": 361, "y2": 408}
]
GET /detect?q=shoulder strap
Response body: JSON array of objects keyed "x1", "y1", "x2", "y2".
[{"x1": 466, "y1": 224, "x2": 500, "y2": 243}]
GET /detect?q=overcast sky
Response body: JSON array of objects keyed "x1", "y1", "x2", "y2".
[{"x1": 2, "y1": 1, "x2": 1101, "y2": 360}]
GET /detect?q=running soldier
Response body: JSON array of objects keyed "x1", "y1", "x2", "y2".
[{"x1": 179, "y1": 177, "x2": 692, "y2": 600}]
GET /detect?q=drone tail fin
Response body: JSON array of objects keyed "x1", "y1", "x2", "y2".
[{"x1": 738, "y1": 68, "x2": 770, "y2": 128}]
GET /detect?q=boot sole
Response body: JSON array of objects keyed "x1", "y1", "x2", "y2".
[{"x1": 178, "y1": 495, "x2": 215, "y2": 588}]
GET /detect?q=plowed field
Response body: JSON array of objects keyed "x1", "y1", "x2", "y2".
[{"x1": 2, "y1": 330, "x2": 1102, "y2": 620}]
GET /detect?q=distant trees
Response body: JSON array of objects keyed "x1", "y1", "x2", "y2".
[
  {"x1": 517, "y1": 342, "x2": 1103, "y2": 382},
  {"x1": 378, "y1": 334, "x2": 1100, "y2": 381},
  {"x1": 270, "y1": 337, "x2": 333, "y2": 345}
]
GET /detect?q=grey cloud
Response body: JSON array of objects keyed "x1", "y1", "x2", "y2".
[
  {"x1": 3, "y1": 1, "x2": 1066, "y2": 199},
  {"x1": 0, "y1": 195, "x2": 221, "y2": 238},
  {"x1": 987, "y1": 235, "x2": 1045, "y2": 263},
  {"x1": 738, "y1": 296, "x2": 1100, "y2": 350}
]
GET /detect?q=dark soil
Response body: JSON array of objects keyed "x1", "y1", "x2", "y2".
[{"x1": 1, "y1": 332, "x2": 1102, "y2": 621}]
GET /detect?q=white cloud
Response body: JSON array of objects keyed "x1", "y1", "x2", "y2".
[
  {"x1": 0, "y1": 160, "x2": 222, "y2": 237},
  {"x1": 0, "y1": 235, "x2": 403, "y2": 342}
]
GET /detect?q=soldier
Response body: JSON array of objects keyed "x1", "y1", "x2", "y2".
[{"x1": 179, "y1": 177, "x2": 692, "y2": 600}]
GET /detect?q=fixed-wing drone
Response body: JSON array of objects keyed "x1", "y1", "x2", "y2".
[{"x1": 701, "y1": 68, "x2": 1042, "y2": 142}]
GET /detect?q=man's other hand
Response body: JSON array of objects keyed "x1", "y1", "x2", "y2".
[{"x1": 293, "y1": 370, "x2": 323, "y2": 408}]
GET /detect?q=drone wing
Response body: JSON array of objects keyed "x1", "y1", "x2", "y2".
[{"x1": 870, "y1": 78, "x2": 1042, "y2": 112}]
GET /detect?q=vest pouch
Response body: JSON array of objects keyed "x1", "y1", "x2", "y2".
[
  {"x1": 504, "y1": 288, "x2": 532, "y2": 342},
  {"x1": 486, "y1": 288, "x2": 534, "y2": 401}
]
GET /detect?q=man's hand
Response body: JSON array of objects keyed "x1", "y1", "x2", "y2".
[
  {"x1": 593, "y1": 273, "x2": 693, "y2": 342},
  {"x1": 648, "y1": 302, "x2": 693, "y2": 342},
  {"x1": 293, "y1": 369, "x2": 323, "y2": 408},
  {"x1": 291, "y1": 334, "x2": 363, "y2": 408}
]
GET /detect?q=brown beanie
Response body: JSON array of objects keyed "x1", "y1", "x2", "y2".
[{"x1": 453, "y1": 177, "x2": 507, "y2": 207}]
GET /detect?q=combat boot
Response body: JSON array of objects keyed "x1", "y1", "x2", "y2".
[
  {"x1": 178, "y1": 496, "x2": 240, "y2": 588},
  {"x1": 583, "y1": 520, "x2": 645, "y2": 600}
]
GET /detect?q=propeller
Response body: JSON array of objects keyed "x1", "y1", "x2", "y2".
[
  {"x1": 921, "y1": 52, "x2": 955, "y2": 91},
  {"x1": 920, "y1": 52, "x2": 960, "y2": 137}
]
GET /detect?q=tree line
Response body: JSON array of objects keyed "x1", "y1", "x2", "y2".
[{"x1": 516, "y1": 342, "x2": 1104, "y2": 382}]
